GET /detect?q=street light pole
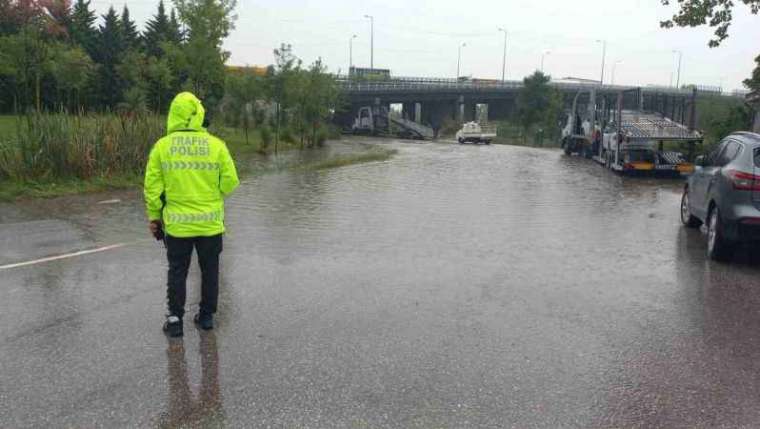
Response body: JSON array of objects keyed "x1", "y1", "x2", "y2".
[
  {"x1": 349, "y1": 34, "x2": 357, "y2": 74},
  {"x1": 498, "y1": 28, "x2": 507, "y2": 82},
  {"x1": 364, "y1": 15, "x2": 374, "y2": 70},
  {"x1": 540, "y1": 50, "x2": 551, "y2": 73},
  {"x1": 673, "y1": 50, "x2": 682, "y2": 89},
  {"x1": 457, "y1": 42, "x2": 466, "y2": 79},
  {"x1": 596, "y1": 39, "x2": 606, "y2": 85},
  {"x1": 611, "y1": 60, "x2": 622, "y2": 85}
]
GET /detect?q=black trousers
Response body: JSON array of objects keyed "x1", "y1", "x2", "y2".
[{"x1": 166, "y1": 234, "x2": 223, "y2": 318}]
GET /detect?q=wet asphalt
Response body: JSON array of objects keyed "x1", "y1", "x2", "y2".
[{"x1": 2, "y1": 139, "x2": 760, "y2": 428}]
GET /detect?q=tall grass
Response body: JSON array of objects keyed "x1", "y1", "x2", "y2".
[{"x1": 0, "y1": 113, "x2": 164, "y2": 181}]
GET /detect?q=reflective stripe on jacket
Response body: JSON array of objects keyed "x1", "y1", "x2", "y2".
[{"x1": 144, "y1": 92, "x2": 239, "y2": 237}]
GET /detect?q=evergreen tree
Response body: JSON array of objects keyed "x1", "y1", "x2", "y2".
[
  {"x1": 120, "y1": 5, "x2": 139, "y2": 50},
  {"x1": 67, "y1": 0, "x2": 97, "y2": 57},
  {"x1": 168, "y1": 8, "x2": 183, "y2": 43},
  {"x1": 143, "y1": 0, "x2": 170, "y2": 57},
  {"x1": 96, "y1": 6, "x2": 125, "y2": 108}
]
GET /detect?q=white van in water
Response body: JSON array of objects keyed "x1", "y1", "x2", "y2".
[{"x1": 456, "y1": 122, "x2": 496, "y2": 144}]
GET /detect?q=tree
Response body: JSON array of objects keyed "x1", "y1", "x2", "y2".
[
  {"x1": 0, "y1": 0, "x2": 45, "y2": 33},
  {"x1": 39, "y1": 0, "x2": 71, "y2": 39},
  {"x1": 297, "y1": 58, "x2": 340, "y2": 147},
  {"x1": 224, "y1": 69, "x2": 265, "y2": 143},
  {"x1": 660, "y1": 1, "x2": 760, "y2": 93},
  {"x1": 0, "y1": 0, "x2": 18, "y2": 35},
  {"x1": 145, "y1": 55, "x2": 173, "y2": 112},
  {"x1": 120, "y1": 5, "x2": 139, "y2": 50},
  {"x1": 67, "y1": 0, "x2": 97, "y2": 57},
  {"x1": 48, "y1": 43, "x2": 94, "y2": 110},
  {"x1": 168, "y1": 8, "x2": 183, "y2": 43},
  {"x1": 117, "y1": 49, "x2": 147, "y2": 90},
  {"x1": 0, "y1": 25, "x2": 52, "y2": 111},
  {"x1": 171, "y1": 0, "x2": 237, "y2": 108},
  {"x1": 95, "y1": 6, "x2": 125, "y2": 108},
  {"x1": 270, "y1": 43, "x2": 301, "y2": 153},
  {"x1": 516, "y1": 71, "x2": 562, "y2": 143},
  {"x1": 745, "y1": 54, "x2": 760, "y2": 92},
  {"x1": 143, "y1": 0, "x2": 170, "y2": 56},
  {"x1": 660, "y1": 0, "x2": 760, "y2": 47}
]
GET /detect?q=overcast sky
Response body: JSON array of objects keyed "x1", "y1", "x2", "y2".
[{"x1": 89, "y1": 0, "x2": 760, "y2": 91}]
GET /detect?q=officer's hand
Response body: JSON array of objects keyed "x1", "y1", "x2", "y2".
[{"x1": 149, "y1": 220, "x2": 162, "y2": 235}]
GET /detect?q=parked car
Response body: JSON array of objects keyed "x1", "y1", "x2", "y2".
[{"x1": 680, "y1": 132, "x2": 760, "y2": 260}]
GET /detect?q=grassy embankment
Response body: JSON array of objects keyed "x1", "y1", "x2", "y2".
[{"x1": 0, "y1": 115, "x2": 395, "y2": 201}]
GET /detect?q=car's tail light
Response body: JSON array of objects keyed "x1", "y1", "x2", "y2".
[{"x1": 726, "y1": 169, "x2": 760, "y2": 191}]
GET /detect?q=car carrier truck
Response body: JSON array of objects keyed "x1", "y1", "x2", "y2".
[{"x1": 561, "y1": 87, "x2": 702, "y2": 175}]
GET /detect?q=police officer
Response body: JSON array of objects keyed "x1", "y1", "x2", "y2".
[{"x1": 145, "y1": 92, "x2": 239, "y2": 337}]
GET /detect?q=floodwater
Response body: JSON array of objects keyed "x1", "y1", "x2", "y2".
[{"x1": 2, "y1": 138, "x2": 760, "y2": 428}]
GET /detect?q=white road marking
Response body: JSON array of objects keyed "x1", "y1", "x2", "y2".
[
  {"x1": 0, "y1": 243, "x2": 128, "y2": 271},
  {"x1": 97, "y1": 199, "x2": 122, "y2": 205}
]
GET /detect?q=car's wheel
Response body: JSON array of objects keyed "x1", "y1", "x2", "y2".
[
  {"x1": 680, "y1": 188, "x2": 701, "y2": 228},
  {"x1": 458, "y1": 138, "x2": 464, "y2": 144},
  {"x1": 707, "y1": 206, "x2": 732, "y2": 261}
]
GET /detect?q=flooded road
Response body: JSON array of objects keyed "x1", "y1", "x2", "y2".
[{"x1": 2, "y1": 138, "x2": 760, "y2": 428}]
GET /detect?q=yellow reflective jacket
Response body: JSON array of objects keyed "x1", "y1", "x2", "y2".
[{"x1": 144, "y1": 92, "x2": 239, "y2": 237}]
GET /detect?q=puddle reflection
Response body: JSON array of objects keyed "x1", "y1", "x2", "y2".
[{"x1": 158, "y1": 332, "x2": 225, "y2": 428}]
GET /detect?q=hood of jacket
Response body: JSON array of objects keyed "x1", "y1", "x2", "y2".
[{"x1": 166, "y1": 92, "x2": 206, "y2": 134}]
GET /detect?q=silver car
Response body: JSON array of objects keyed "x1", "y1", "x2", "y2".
[{"x1": 681, "y1": 132, "x2": 760, "y2": 261}]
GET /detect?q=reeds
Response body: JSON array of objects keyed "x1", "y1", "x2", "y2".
[{"x1": 0, "y1": 113, "x2": 164, "y2": 181}]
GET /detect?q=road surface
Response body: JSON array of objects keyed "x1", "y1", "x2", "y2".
[{"x1": 2, "y1": 139, "x2": 760, "y2": 428}]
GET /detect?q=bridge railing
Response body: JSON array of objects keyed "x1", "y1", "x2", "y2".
[
  {"x1": 333, "y1": 74, "x2": 733, "y2": 97},
  {"x1": 337, "y1": 78, "x2": 695, "y2": 96}
]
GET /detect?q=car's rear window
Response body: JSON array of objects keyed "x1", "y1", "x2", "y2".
[{"x1": 755, "y1": 148, "x2": 760, "y2": 168}]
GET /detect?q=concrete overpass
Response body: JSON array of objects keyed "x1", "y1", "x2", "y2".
[{"x1": 336, "y1": 76, "x2": 704, "y2": 132}]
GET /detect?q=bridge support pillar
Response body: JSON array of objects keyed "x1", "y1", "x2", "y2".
[
  {"x1": 463, "y1": 103, "x2": 477, "y2": 122},
  {"x1": 402, "y1": 102, "x2": 416, "y2": 120},
  {"x1": 421, "y1": 100, "x2": 458, "y2": 139}
]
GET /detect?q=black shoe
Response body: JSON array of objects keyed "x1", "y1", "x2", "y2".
[
  {"x1": 193, "y1": 313, "x2": 214, "y2": 330},
  {"x1": 163, "y1": 315, "x2": 183, "y2": 337}
]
